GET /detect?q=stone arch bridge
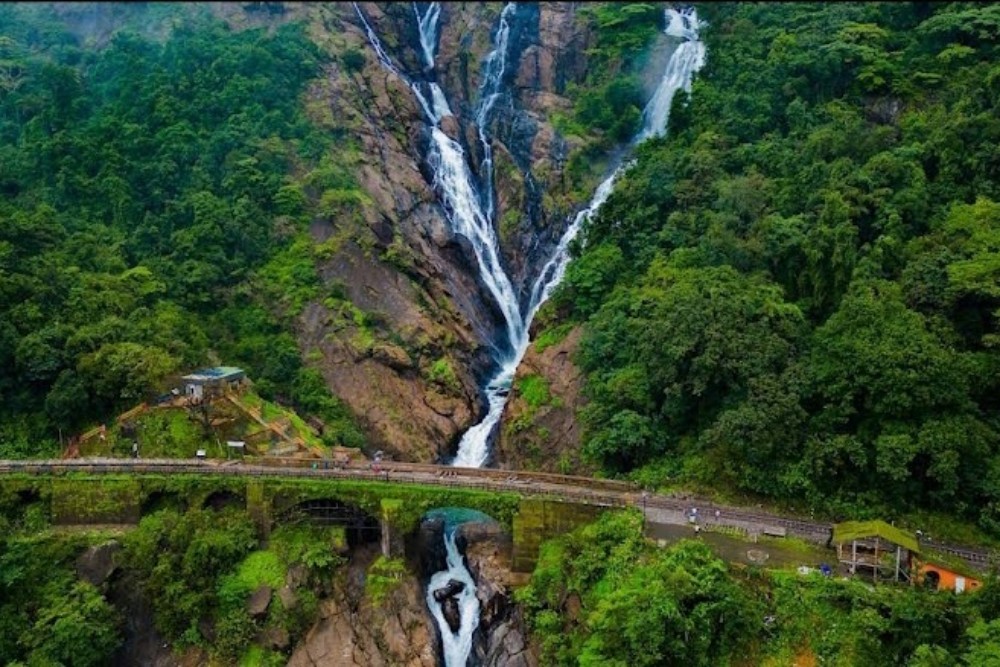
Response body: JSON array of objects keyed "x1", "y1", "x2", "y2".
[
  {"x1": 0, "y1": 457, "x2": 991, "y2": 573},
  {"x1": 0, "y1": 457, "x2": 630, "y2": 572}
]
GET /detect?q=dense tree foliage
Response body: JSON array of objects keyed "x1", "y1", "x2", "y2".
[
  {"x1": 0, "y1": 487, "x2": 350, "y2": 665},
  {"x1": 0, "y1": 8, "x2": 363, "y2": 454},
  {"x1": 550, "y1": 2, "x2": 1000, "y2": 531},
  {"x1": 519, "y1": 512, "x2": 759, "y2": 666},
  {"x1": 0, "y1": 496, "x2": 121, "y2": 666},
  {"x1": 521, "y1": 512, "x2": 1000, "y2": 665}
]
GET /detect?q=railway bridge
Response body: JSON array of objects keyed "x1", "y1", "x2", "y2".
[{"x1": 0, "y1": 457, "x2": 993, "y2": 573}]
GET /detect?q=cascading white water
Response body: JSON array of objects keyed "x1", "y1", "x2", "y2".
[
  {"x1": 450, "y1": 2, "x2": 521, "y2": 469},
  {"x1": 455, "y1": 6, "x2": 707, "y2": 469},
  {"x1": 635, "y1": 8, "x2": 706, "y2": 142},
  {"x1": 354, "y1": 2, "x2": 524, "y2": 356},
  {"x1": 475, "y1": 2, "x2": 516, "y2": 224},
  {"x1": 354, "y1": 5, "x2": 704, "y2": 665},
  {"x1": 424, "y1": 526, "x2": 480, "y2": 666},
  {"x1": 414, "y1": 2, "x2": 441, "y2": 69}
]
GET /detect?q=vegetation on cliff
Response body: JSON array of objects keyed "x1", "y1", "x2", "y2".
[
  {"x1": 557, "y1": 3, "x2": 664, "y2": 195},
  {"x1": 0, "y1": 482, "x2": 352, "y2": 666},
  {"x1": 0, "y1": 7, "x2": 363, "y2": 456},
  {"x1": 520, "y1": 512, "x2": 1000, "y2": 666},
  {"x1": 549, "y1": 2, "x2": 1000, "y2": 532}
]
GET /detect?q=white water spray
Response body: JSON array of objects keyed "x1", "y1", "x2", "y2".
[
  {"x1": 414, "y1": 2, "x2": 441, "y2": 69},
  {"x1": 354, "y1": 2, "x2": 524, "y2": 356}
]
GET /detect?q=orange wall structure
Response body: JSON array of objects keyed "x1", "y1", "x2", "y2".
[{"x1": 918, "y1": 563, "x2": 981, "y2": 593}]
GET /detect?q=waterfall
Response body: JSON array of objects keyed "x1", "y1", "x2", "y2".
[
  {"x1": 353, "y1": 5, "x2": 705, "y2": 665},
  {"x1": 475, "y1": 2, "x2": 516, "y2": 223},
  {"x1": 527, "y1": 8, "x2": 706, "y2": 317},
  {"x1": 456, "y1": 6, "x2": 707, "y2": 469},
  {"x1": 635, "y1": 7, "x2": 706, "y2": 142},
  {"x1": 424, "y1": 526, "x2": 480, "y2": 666},
  {"x1": 414, "y1": 2, "x2": 441, "y2": 69},
  {"x1": 450, "y1": 2, "x2": 520, "y2": 469}
]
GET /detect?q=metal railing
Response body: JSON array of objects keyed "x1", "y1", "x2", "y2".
[{"x1": 0, "y1": 458, "x2": 632, "y2": 509}]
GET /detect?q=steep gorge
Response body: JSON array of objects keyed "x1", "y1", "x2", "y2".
[
  {"x1": 9, "y1": 1, "x2": 660, "y2": 466},
  {"x1": 293, "y1": 1, "x2": 613, "y2": 464}
]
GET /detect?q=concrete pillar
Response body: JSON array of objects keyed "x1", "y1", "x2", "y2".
[
  {"x1": 380, "y1": 498, "x2": 405, "y2": 558},
  {"x1": 512, "y1": 498, "x2": 608, "y2": 573},
  {"x1": 246, "y1": 479, "x2": 270, "y2": 539}
]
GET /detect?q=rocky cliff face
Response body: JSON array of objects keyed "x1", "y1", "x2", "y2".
[
  {"x1": 497, "y1": 326, "x2": 591, "y2": 474},
  {"x1": 288, "y1": 2, "x2": 603, "y2": 462},
  {"x1": 288, "y1": 544, "x2": 439, "y2": 667}
]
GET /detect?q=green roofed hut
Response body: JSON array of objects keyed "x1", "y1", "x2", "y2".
[
  {"x1": 833, "y1": 520, "x2": 920, "y2": 583},
  {"x1": 182, "y1": 366, "x2": 246, "y2": 400}
]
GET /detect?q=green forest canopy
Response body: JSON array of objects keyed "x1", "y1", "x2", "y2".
[
  {"x1": 548, "y1": 2, "x2": 1000, "y2": 532},
  {"x1": 519, "y1": 511, "x2": 1000, "y2": 666},
  {"x1": 0, "y1": 6, "x2": 363, "y2": 456}
]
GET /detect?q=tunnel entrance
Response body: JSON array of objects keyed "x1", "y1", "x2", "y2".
[{"x1": 278, "y1": 498, "x2": 380, "y2": 548}]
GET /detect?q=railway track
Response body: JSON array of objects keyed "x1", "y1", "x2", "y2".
[
  {"x1": 1, "y1": 457, "x2": 995, "y2": 570},
  {"x1": 0, "y1": 458, "x2": 632, "y2": 509}
]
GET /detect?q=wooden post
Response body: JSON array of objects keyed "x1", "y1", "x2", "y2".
[
  {"x1": 895, "y1": 546, "x2": 901, "y2": 582},
  {"x1": 852, "y1": 540, "x2": 857, "y2": 575},
  {"x1": 874, "y1": 537, "x2": 880, "y2": 583}
]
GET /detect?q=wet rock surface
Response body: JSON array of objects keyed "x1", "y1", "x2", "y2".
[
  {"x1": 460, "y1": 523, "x2": 538, "y2": 667},
  {"x1": 76, "y1": 540, "x2": 121, "y2": 586},
  {"x1": 107, "y1": 569, "x2": 201, "y2": 667},
  {"x1": 433, "y1": 578, "x2": 467, "y2": 602},
  {"x1": 441, "y1": 596, "x2": 462, "y2": 634},
  {"x1": 247, "y1": 585, "x2": 272, "y2": 618}
]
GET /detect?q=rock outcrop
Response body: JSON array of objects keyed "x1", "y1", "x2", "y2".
[
  {"x1": 293, "y1": 3, "x2": 500, "y2": 461},
  {"x1": 288, "y1": 545, "x2": 438, "y2": 667},
  {"x1": 76, "y1": 540, "x2": 121, "y2": 586},
  {"x1": 462, "y1": 524, "x2": 538, "y2": 667},
  {"x1": 498, "y1": 326, "x2": 591, "y2": 474},
  {"x1": 282, "y1": 2, "x2": 609, "y2": 463}
]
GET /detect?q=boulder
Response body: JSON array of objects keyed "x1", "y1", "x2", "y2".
[
  {"x1": 442, "y1": 596, "x2": 461, "y2": 634},
  {"x1": 286, "y1": 564, "x2": 309, "y2": 588},
  {"x1": 277, "y1": 585, "x2": 298, "y2": 611},
  {"x1": 372, "y1": 343, "x2": 414, "y2": 370},
  {"x1": 247, "y1": 586, "x2": 272, "y2": 618},
  {"x1": 263, "y1": 625, "x2": 290, "y2": 650},
  {"x1": 432, "y1": 579, "x2": 466, "y2": 602},
  {"x1": 76, "y1": 540, "x2": 122, "y2": 586}
]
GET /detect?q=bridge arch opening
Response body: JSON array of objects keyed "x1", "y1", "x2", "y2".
[
  {"x1": 277, "y1": 498, "x2": 380, "y2": 549},
  {"x1": 202, "y1": 489, "x2": 244, "y2": 512},
  {"x1": 141, "y1": 490, "x2": 186, "y2": 516}
]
